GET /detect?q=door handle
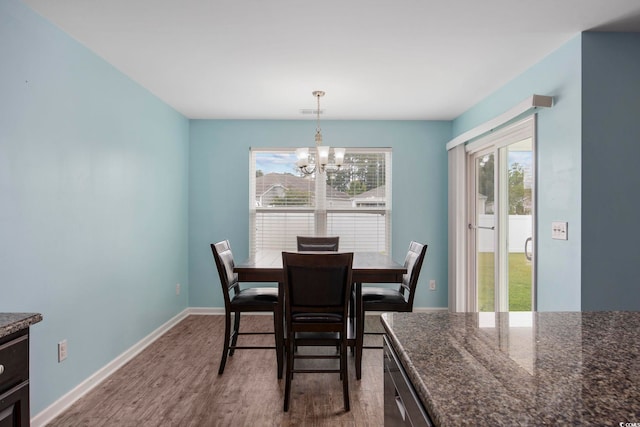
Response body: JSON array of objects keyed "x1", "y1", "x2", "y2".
[
  {"x1": 395, "y1": 394, "x2": 407, "y2": 421},
  {"x1": 468, "y1": 224, "x2": 495, "y2": 230},
  {"x1": 524, "y1": 237, "x2": 533, "y2": 261}
]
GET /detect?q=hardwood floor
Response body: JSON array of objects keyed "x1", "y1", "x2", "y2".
[{"x1": 47, "y1": 315, "x2": 385, "y2": 426}]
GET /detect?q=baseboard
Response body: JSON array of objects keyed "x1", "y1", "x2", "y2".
[
  {"x1": 413, "y1": 306, "x2": 449, "y2": 312},
  {"x1": 31, "y1": 308, "x2": 192, "y2": 427},
  {"x1": 188, "y1": 307, "x2": 274, "y2": 315},
  {"x1": 364, "y1": 307, "x2": 449, "y2": 314},
  {"x1": 186, "y1": 307, "x2": 225, "y2": 315}
]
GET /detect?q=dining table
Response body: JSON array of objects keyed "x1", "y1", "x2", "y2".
[{"x1": 234, "y1": 250, "x2": 407, "y2": 379}]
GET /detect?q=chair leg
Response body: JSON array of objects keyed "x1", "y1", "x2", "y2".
[
  {"x1": 218, "y1": 311, "x2": 232, "y2": 375},
  {"x1": 349, "y1": 293, "x2": 356, "y2": 355},
  {"x1": 349, "y1": 292, "x2": 355, "y2": 321},
  {"x1": 355, "y1": 306, "x2": 364, "y2": 380},
  {"x1": 229, "y1": 311, "x2": 241, "y2": 356},
  {"x1": 284, "y1": 332, "x2": 295, "y2": 412},
  {"x1": 273, "y1": 306, "x2": 284, "y2": 379},
  {"x1": 341, "y1": 335, "x2": 350, "y2": 411}
]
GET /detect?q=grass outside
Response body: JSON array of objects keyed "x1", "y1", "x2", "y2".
[{"x1": 478, "y1": 252, "x2": 532, "y2": 312}]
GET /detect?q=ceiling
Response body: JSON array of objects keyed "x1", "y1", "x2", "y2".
[{"x1": 23, "y1": 0, "x2": 640, "y2": 120}]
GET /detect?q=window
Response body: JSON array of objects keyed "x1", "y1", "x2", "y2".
[{"x1": 250, "y1": 148, "x2": 392, "y2": 256}]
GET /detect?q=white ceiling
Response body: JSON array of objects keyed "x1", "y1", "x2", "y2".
[{"x1": 23, "y1": 0, "x2": 640, "y2": 120}]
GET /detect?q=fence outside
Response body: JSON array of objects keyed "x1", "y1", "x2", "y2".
[{"x1": 477, "y1": 214, "x2": 532, "y2": 253}]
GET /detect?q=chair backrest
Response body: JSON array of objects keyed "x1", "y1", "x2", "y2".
[
  {"x1": 399, "y1": 241, "x2": 428, "y2": 307},
  {"x1": 296, "y1": 236, "x2": 340, "y2": 252},
  {"x1": 282, "y1": 252, "x2": 353, "y2": 318},
  {"x1": 211, "y1": 240, "x2": 240, "y2": 307}
]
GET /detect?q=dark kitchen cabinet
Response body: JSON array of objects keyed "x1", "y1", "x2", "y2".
[{"x1": 0, "y1": 329, "x2": 30, "y2": 427}]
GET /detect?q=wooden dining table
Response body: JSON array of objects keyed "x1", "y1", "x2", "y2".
[{"x1": 234, "y1": 250, "x2": 407, "y2": 380}]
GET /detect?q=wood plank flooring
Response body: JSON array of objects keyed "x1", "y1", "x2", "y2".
[{"x1": 47, "y1": 315, "x2": 385, "y2": 426}]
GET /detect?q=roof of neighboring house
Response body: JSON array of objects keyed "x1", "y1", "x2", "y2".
[
  {"x1": 353, "y1": 185, "x2": 386, "y2": 199},
  {"x1": 255, "y1": 173, "x2": 350, "y2": 201}
]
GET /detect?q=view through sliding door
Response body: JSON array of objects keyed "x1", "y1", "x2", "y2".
[{"x1": 467, "y1": 117, "x2": 535, "y2": 312}]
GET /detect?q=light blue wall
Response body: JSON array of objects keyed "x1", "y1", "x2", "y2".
[
  {"x1": 453, "y1": 36, "x2": 583, "y2": 311},
  {"x1": 188, "y1": 120, "x2": 451, "y2": 309},
  {"x1": 581, "y1": 32, "x2": 640, "y2": 310},
  {"x1": 0, "y1": 0, "x2": 189, "y2": 414}
]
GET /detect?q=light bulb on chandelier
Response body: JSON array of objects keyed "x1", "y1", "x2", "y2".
[{"x1": 296, "y1": 91, "x2": 345, "y2": 175}]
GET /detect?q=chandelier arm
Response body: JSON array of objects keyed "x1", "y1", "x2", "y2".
[{"x1": 299, "y1": 164, "x2": 316, "y2": 176}]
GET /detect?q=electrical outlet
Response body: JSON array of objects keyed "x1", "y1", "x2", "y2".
[
  {"x1": 58, "y1": 339, "x2": 67, "y2": 362},
  {"x1": 176, "y1": 283, "x2": 181, "y2": 295},
  {"x1": 429, "y1": 279, "x2": 436, "y2": 291}
]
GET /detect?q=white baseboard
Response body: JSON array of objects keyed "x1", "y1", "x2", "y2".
[
  {"x1": 413, "y1": 306, "x2": 449, "y2": 312},
  {"x1": 186, "y1": 307, "x2": 225, "y2": 315},
  {"x1": 31, "y1": 308, "x2": 192, "y2": 427},
  {"x1": 188, "y1": 307, "x2": 276, "y2": 315},
  {"x1": 364, "y1": 307, "x2": 449, "y2": 315}
]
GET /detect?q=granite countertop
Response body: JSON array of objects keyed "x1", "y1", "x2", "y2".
[
  {"x1": 381, "y1": 311, "x2": 640, "y2": 426},
  {"x1": 0, "y1": 313, "x2": 43, "y2": 339}
]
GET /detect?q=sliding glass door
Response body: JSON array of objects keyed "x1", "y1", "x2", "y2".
[
  {"x1": 468, "y1": 117, "x2": 535, "y2": 312},
  {"x1": 471, "y1": 148, "x2": 496, "y2": 311}
]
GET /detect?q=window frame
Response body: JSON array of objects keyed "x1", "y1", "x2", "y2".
[{"x1": 249, "y1": 147, "x2": 392, "y2": 256}]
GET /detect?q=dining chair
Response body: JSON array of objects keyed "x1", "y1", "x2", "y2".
[
  {"x1": 281, "y1": 251, "x2": 354, "y2": 412},
  {"x1": 358, "y1": 241, "x2": 427, "y2": 348},
  {"x1": 294, "y1": 236, "x2": 342, "y2": 355},
  {"x1": 211, "y1": 240, "x2": 283, "y2": 378},
  {"x1": 296, "y1": 235, "x2": 340, "y2": 251}
]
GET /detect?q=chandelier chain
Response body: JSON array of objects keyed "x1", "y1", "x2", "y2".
[{"x1": 314, "y1": 91, "x2": 323, "y2": 146}]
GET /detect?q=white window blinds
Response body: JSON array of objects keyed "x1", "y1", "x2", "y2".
[{"x1": 249, "y1": 148, "x2": 392, "y2": 256}]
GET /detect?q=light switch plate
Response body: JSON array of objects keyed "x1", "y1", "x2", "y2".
[
  {"x1": 58, "y1": 339, "x2": 68, "y2": 362},
  {"x1": 552, "y1": 221, "x2": 568, "y2": 240}
]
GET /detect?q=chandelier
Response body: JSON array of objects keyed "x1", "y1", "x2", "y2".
[{"x1": 295, "y1": 91, "x2": 345, "y2": 175}]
